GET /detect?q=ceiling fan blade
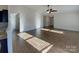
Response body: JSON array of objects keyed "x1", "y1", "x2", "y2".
[
  {"x1": 50, "y1": 9, "x2": 52, "y2": 12},
  {"x1": 46, "y1": 5, "x2": 57, "y2": 13},
  {"x1": 52, "y1": 10, "x2": 57, "y2": 12}
]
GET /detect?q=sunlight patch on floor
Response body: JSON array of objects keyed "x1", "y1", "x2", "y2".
[
  {"x1": 41, "y1": 28, "x2": 50, "y2": 31},
  {"x1": 17, "y1": 32, "x2": 54, "y2": 52},
  {"x1": 42, "y1": 45, "x2": 53, "y2": 53},
  {"x1": 50, "y1": 30, "x2": 64, "y2": 34},
  {"x1": 17, "y1": 32, "x2": 33, "y2": 40},
  {"x1": 41, "y1": 28, "x2": 64, "y2": 34},
  {"x1": 26, "y1": 37, "x2": 51, "y2": 51}
]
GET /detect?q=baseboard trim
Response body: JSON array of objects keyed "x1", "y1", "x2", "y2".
[{"x1": 54, "y1": 28, "x2": 79, "y2": 32}]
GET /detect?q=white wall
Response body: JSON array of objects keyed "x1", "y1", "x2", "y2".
[
  {"x1": 43, "y1": 16, "x2": 50, "y2": 27},
  {"x1": 0, "y1": 5, "x2": 8, "y2": 10},
  {"x1": 8, "y1": 5, "x2": 79, "y2": 32},
  {"x1": 8, "y1": 5, "x2": 79, "y2": 52},
  {"x1": 54, "y1": 6, "x2": 79, "y2": 31},
  {"x1": 8, "y1": 5, "x2": 43, "y2": 32},
  {"x1": 8, "y1": 5, "x2": 43, "y2": 52}
]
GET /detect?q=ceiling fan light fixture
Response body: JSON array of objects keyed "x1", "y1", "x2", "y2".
[
  {"x1": 46, "y1": 5, "x2": 57, "y2": 14},
  {"x1": 46, "y1": 11, "x2": 50, "y2": 13}
]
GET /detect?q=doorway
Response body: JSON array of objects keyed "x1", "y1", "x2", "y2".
[
  {"x1": 15, "y1": 13, "x2": 20, "y2": 32},
  {"x1": 43, "y1": 15, "x2": 54, "y2": 29}
]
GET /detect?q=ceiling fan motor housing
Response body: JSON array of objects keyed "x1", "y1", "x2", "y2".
[{"x1": 46, "y1": 5, "x2": 57, "y2": 13}]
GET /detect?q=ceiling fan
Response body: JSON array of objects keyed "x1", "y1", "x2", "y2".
[{"x1": 46, "y1": 5, "x2": 57, "y2": 14}]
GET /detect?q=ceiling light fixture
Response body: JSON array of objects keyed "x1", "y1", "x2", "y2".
[{"x1": 46, "y1": 5, "x2": 57, "y2": 14}]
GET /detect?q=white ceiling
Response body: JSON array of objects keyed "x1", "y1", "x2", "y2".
[
  {"x1": 26, "y1": 5, "x2": 79, "y2": 13},
  {"x1": 54, "y1": 5, "x2": 79, "y2": 13},
  {"x1": 0, "y1": 5, "x2": 8, "y2": 11}
]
